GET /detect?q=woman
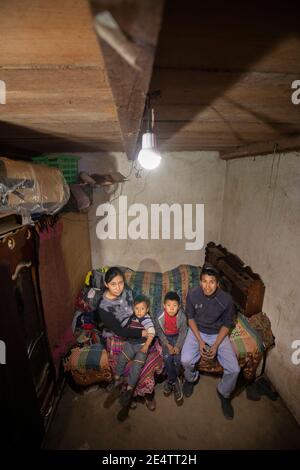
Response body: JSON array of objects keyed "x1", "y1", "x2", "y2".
[{"x1": 97, "y1": 267, "x2": 163, "y2": 410}]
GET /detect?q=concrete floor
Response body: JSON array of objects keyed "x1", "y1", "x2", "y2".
[{"x1": 45, "y1": 375, "x2": 300, "y2": 450}]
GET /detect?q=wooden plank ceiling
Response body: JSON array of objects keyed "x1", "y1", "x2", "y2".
[
  {"x1": 89, "y1": 0, "x2": 164, "y2": 160},
  {"x1": 0, "y1": 0, "x2": 123, "y2": 158},
  {"x1": 148, "y1": 0, "x2": 300, "y2": 158},
  {"x1": 1, "y1": 0, "x2": 300, "y2": 160}
]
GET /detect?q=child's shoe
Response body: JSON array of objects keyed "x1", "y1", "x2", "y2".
[
  {"x1": 145, "y1": 397, "x2": 156, "y2": 411},
  {"x1": 163, "y1": 381, "x2": 173, "y2": 396},
  {"x1": 182, "y1": 380, "x2": 194, "y2": 398},
  {"x1": 106, "y1": 377, "x2": 123, "y2": 393}
]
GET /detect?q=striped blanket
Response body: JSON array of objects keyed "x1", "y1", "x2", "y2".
[{"x1": 63, "y1": 343, "x2": 113, "y2": 385}]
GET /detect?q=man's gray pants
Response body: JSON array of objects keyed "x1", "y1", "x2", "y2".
[
  {"x1": 115, "y1": 342, "x2": 147, "y2": 388},
  {"x1": 181, "y1": 328, "x2": 240, "y2": 398}
]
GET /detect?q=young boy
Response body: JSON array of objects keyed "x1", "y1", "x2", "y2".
[
  {"x1": 154, "y1": 291, "x2": 187, "y2": 402},
  {"x1": 114, "y1": 294, "x2": 155, "y2": 408}
]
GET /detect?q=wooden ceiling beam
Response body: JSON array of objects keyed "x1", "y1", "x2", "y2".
[
  {"x1": 220, "y1": 135, "x2": 300, "y2": 160},
  {"x1": 89, "y1": 0, "x2": 165, "y2": 160},
  {"x1": 0, "y1": 0, "x2": 124, "y2": 157}
]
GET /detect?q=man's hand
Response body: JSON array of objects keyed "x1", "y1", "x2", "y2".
[
  {"x1": 173, "y1": 346, "x2": 180, "y2": 355},
  {"x1": 207, "y1": 343, "x2": 218, "y2": 359},
  {"x1": 199, "y1": 339, "x2": 207, "y2": 356},
  {"x1": 167, "y1": 343, "x2": 175, "y2": 354}
]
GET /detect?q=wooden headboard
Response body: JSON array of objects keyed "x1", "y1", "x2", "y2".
[{"x1": 205, "y1": 242, "x2": 265, "y2": 317}]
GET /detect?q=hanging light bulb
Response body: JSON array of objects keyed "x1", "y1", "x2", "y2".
[
  {"x1": 137, "y1": 93, "x2": 161, "y2": 170},
  {"x1": 138, "y1": 132, "x2": 161, "y2": 170}
]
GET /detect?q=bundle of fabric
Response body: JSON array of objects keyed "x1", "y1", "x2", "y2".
[
  {"x1": 63, "y1": 343, "x2": 112, "y2": 386},
  {"x1": 247, "y1": 311, "x2": 275, "y2": 350},
  {"x1": 63, "y1": 269, "x2": 110, "y2": 386},
  {"x1": 74, "y1": 269, "x2": 106, "y2": 313}
]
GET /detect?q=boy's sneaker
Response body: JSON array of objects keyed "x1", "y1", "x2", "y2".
[
  {"x1": 183, "y1": 380, "x2": 194, "y2": 398},
  {"x1": 173, "y1": 378, "x2": 183, "y2": 402},
  {"x1": 217, "y1": 389, "x2": 234, "y2": 420},
  {"x1": 163, "y1": 381, "x2": 173, "y2": 396},
  {"x1": 130, "y1": 398, "x2": 137, "y2": 409}
]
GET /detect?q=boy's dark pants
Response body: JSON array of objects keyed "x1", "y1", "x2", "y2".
[
  {"x1": 162, "y1": 334, "x2": 181, "y2": 384},
  {"x1": 116, "y1": 342, "x2": 147, "y2": 387}
]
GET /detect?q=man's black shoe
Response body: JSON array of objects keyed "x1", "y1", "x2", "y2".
[
  {"x1": 119, "y1": 388, "x2": 133, "y2": 408},
  {"x1": 183, "y1": 380, "x2": 194, "y2": 398},
  {"x1": 217, "y1": 389, "x2": 234, "y2": 420}
]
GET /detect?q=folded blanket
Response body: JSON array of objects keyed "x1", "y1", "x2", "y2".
[
  {"x1": 230, "y1": 313, "x2": 265, "y2": 359},
  {"x1": 64, "y1": 343, "x2": 108, "y2": 371}
]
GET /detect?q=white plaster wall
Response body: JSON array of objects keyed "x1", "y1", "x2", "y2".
[
  {"x1": 77, "y1": 151, "x2": 226, "y2": 272},
  {"x1": 221, "y1": 152, "x2": 300, "y2": 424}
]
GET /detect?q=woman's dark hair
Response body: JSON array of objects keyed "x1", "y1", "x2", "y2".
[
  {"x1": 164, "y1": 291, "x2": 181, "y2": 304},
  {"x1": 104, "y1": 267, "x2": 125, "y2": 284},
  {"x1": 134, "y1": 294, "x2": 150, "y2": 308},
  {"x1": 94, "y1": 267, "x2": 127, "y2": 326}
]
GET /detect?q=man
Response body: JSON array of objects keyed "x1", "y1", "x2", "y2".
[{"x1": 181, "y1": 265, "x2": 240, "y2": 419}]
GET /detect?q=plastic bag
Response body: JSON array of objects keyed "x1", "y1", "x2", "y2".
[{"x1": 0, "y1": 157, "x2": 70, "y2": 216}]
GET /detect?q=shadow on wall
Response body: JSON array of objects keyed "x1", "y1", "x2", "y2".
[{"x1": 136, "y1": 258, "x2": 162, "y2": 273}]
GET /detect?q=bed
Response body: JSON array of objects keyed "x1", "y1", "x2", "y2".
[{"x1": 63, "y1": 244, "x2": 275, "y2": 388}]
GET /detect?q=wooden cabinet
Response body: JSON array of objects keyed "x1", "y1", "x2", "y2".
[{"x1": 0, "y1": 226, "x2": 56, "y2": 449}]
